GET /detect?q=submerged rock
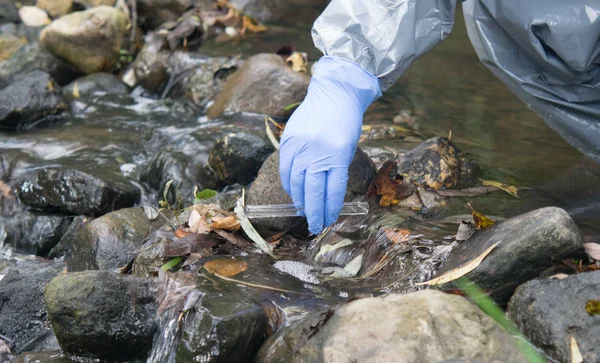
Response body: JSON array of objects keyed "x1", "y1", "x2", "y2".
[
  {"x1": 0, "y1": 33, "x2": 28, "y2": 61},
  {"x1": 433, "y1": 207, "x2": 584, "y2": 304},
  {"x1": 0, "y1": 71, "x2": 67, "y2": 131},
  {"x1": 0, "y1": 260, "x2": 64, "y2": 356},
  {"x1": 397, "y1": 137, "x2": 480, "y2": 190},
  {"x1": 44, "y1": 270, "x2": 157, "y2": 361},
  {"x1": 246, "y1": 148, "x2": 377, "y2": 234},
  {"x1": 508, "y1": 271, "x2": 600, "y2": 363},
  {"x1": 131, "y1": 38, "x2": 170, "y2": 92},
  {"x1": 17, "y1": 168, "x2": 141, "y2": 216},
  {"x1": 207, "y1": 53, "x2": 310, "y2": 118},
  {"x1": 0, "y1": 43, "x2": 81, "y2": 85},
  {"x1": 40, "y1": 6, "x2": 128, "y2": 74},
  {"x1": 0, "y1": 212, "x2": 73, "y2": 256},
  {"x1": 255, "y1": 289, "x2": 525, "y2": 363},
  {"x1": 208, "y1": 132, "x2": 273, "y2": 185},
  {"x1": 62, "y1": 72, "x2": 129, "y2": 98},
  {"x1": 141, "y1": 150, "x2": 219, "y2": 206},
  {"x1": 66, "y1": 207, "x2": 163, "y2": 272},
  {"x1": 0, "y1": 0, "x2": 20, "y2": 24}
]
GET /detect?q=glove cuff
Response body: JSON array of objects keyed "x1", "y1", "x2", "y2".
[{"x1": 312, "y1": 55, "x2": 383, "y2": 112}]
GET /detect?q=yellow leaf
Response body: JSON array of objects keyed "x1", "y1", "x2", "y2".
[
  {"x1": 467, "y1": 202, "x2": 495, "y2": 229},
  {"x1": 242, "y1": 15, "x2": 267, "y2": 33},
  {"x1": 586, "y1": 299, "x2": 600, "y2": 316},
  {"x1": 415, "y1": 241, "x2": 501, "y2": 286},
  {"x1": 479, "y1": 179, "x2": 519, "y2": 198},
  {"x1": 203, "y1": 258, "x2": 248, "y2": 277},
  {"x1": 72, "y1": 82, "x2": 80, "y2": 98},
  {"x1": 570, "y1": 336, "x2": 583, "y2": 363},
  {"x1": 210, "y1": 215, "x2": 240, "y2": 232}
]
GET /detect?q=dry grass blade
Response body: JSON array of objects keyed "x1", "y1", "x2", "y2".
[
  {"x1": 479, "y1": 179, "x2": 519, "y2": 198},
  {"x1": 265, "y1": 116, "x2": 281, "y2": 150},
  {"x1": 234, "y1": 191, "x2": 276, "y2": 258},
  {"x1": 570, "y1": 336, "x2": 583, "y2": 363},
  {"x1": 416, "y1": 240, "x2": 501, "y2": 286}
]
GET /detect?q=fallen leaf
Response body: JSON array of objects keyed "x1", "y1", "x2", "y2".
[
  {"x1": 467, "y1": 203, "x2": 495, "y2": 229},
  {"x1": 235, "y1": 191, "x2": 276, "y2": 258},
  {"x1": 47, "y1": 81, "x2": 55, "y2": 92},
  {"x1": 203, "y1": 258, "x2": 248, "y2": 277},
  {"x1": 188, "y1": 209, "x2": 210, "y2": 234},
  {"x1": 18, "y1": 6, "x2": 51, "y2": 27},
  {"x1": 583, "y1": 242, "x2": 600, "y2": 260},
  {"x1": 479, "y1": 179, "x2": 519, "y2": 198},
  {"x1": 161, "y1": 257, "x2": 182, "y2": 271},
  {"x1": 210, "y1": 215, "x2": 240, "y2": 232},
  {"x1": 164, "y1": 233, "x2": 218, "y2": 257},
  {"x1": 265, "y1": 116, "x2": 280, "y2": 150},
  {"x1": 72, "y1": 82, "x2": 80, "y2": 98},
  {"x1": 242, "y1": 15, "x2": 267, "y2": 33},
  {"x1": 383, "y1": 228, "x2": 411, "y2": 244},
  {"x1": 416, "y1": 240, "x2": 501, "y2": 286},
  {"x1": 315, "y1": 238, "x2": 354, "y2": 260},
  {"x1": 195, "y1": 188, "x2": 217, "y2": 201},
  {"x1": 366, "y1": 160, "x2": 416, "y2": 206},
  {"x1": 549, "y1": 273, "x2": 569, "y2": 279},
  {"x1": 143, "y1": 205, "x2": 159, "y2": 221},
  {"x1": 585, "y1": 299, "x2": 600, "y2": 316},
  {"x1": 570, "y1": 336, "x2": 583, "y2": 363},
  {"x1": 174, "y1": 229, "x2": 191, "y2": 238},
  {"x1": 212, "y1": 229, "x2": 252, "y2": 248},
  {"x1": 343, "y1": 254, "x2": 363, "y2": 276},
  {"x1": 456, "y1": 221, "x2": 476, "y2": 241},
  {"x1": 285, "y1": 51, "x2": 307, "y2": 72}
]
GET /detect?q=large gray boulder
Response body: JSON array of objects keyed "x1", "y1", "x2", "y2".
[
  {"x1": 255, "y1": 289, "x2": 526, "y2": 363},
  {"x1": 40, "y1": 6, "x2": 128, "y2": 74},
  {"x1": 433, "y1": 206, "x2": 585, "y2": 304},
  {"x1": 508, "y1": 271, "x2": 600, "y2": 363}
]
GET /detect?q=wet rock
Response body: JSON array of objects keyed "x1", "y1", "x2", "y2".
[
  {"x1": 141, "y1": 150, "x2": 219, "y2": 206},
  {"x1": 246, "y1": 148, "x2": 377, "y2": 234},
  {"x1": 255, "y1": 289, "x2": 525, "y2": 363},
  {"x1": 131, "y1": 38, "x2": 170, "y2": 92},
  {"x1": 17, "y1": 168, "x2": 141, "y2": 216},
  {"x1": 434, "y1": 207, "x2": 585, "y2": 304},
  {"x1": 508, "y1": 271, "x2": 600, "y2": 363},
  {"x1": 47, "y1": 215, "x2": 87, "y2": 258},
  {"x1": 0, "y1": 42, "x2": 81, "y2": 85},
  {"x1": 0, "y1": 70, "x2": 67, "y2": 131},
  {"x1": 40, "y1": 6, "x2": 128, "y2": 74},
  {"x1": 66, "y1": 207, "x2": 163, "y2": 272},
  {"x1": 44, "y1": 270, "x2": 157, "y2": 360},
  {"x1": 397, "y1": 137, "x2": 480, "y2": 190},
  {"x1": 207, "y1": 53, "x2": 310, "y2": 118},
  {"x1": 62, "y1": 72, "x2": 129, "y2": 98},
  {"x1": 229, "y1": 0, "x2": 328, "y2": 24},
  {"x1": 136, "y1": 0, "x2": 191, "y2": 30},
  {"x1": 0, "y1": 33, "x2": 28, "y2": 61},
  {"x1": 36, "y1": 0, "x2": 73, "y2": 18},
  {"x1": 74, "y1": 0, "x2": 115, "y2": 7},
  {"x1": 13, "y1": 352, "x2": 78, "y2": 363},
  {"x1": 0, "y1": 0, "x2": 20, "y2": 24},
  {"x1": 0, "y1": 260, "x2": 64, "y2": 356},
  {"x1": 208, "y1": 132, "x2": 274, "y2": 185},
  {"x1": 0, "y1": 212, "x2": 73, "y2": 256}
]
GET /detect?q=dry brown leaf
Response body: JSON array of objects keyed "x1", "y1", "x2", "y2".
[
  {"x1": 583, "y1": 242, "x2": 600, "y2": 260},
  {"x1": 174, "y1": 229, "x2": 191, "y2": 238},
  {"x1": 204, "y1": 258, "x2": 248, "y2": 277},
  {"x1": 467, "y1": 203, "x2": 495, "y2": 229},
  {"x1": 479, "y1": 179, "x2": 519, "y2": 198},
  {"x1": 212, "y1": 229, "x2": 252, "y2": 248},
  {"x1": 210, "y1": 215, "x2": 240, "y2": 232},
  {"x1": 366, "y1": 160, "x2": 416, "y2": 206},
  {"x1": 242, "y1": 15, "x2": 267, "y2": 33},
  {"x1": 570, "y1": 336, "x2": 583, "y2": 363},
  {"x1": 383, "y1": 228, "x2": 411, "y2": 245},
  {"x1": 416, "y1": 240, "x2": 501, "y2": 286},
  {"x1": 188, "y1": 209, "x2": 210, "y2": 234}
]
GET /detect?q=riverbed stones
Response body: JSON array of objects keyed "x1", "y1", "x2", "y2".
[
  {"x1": 433, "y1": 206, "x2": 585, "y2": 304},
  {"x1": 36, "y1": 0, "x2": 73, "y2": 18},
  {"x1": 66, "y1": 207, "x2": 163, "y2": 271},
  {"x1": 0, "y1": 33, "x2": 28, "y2": 61},
  {"x1": 207, "y1": 53, "x2": 310, "y2": 118},
  {"x1": 255, "y1": 289, "x2": 525, "y2": 363},
  {"x1": 508, "y1": 271, "x2": 600, "y2": 363},
  {"x1": 208, "y1": 132, "x2": 273, "y2": 185},
  {"x1": 40, "y1": 6, "x2": 128, "y2": 74},
  {"x1": 0, "y1": 43, "x2": 81, "y2": 85},
  {"x1": 136, "y1": 0, "x2": 191, "y2": 30},
  {"x1": 229, "y1": 0, "x2": 328, "y2": 23},
  {"x1": 0, "y1": 0, "x2": 20, "y2": 24},
  {"x1": 397, "y1": 137, "x2": 480, "y2": 190},
  {"x1": 0, "y1": 260, "x2": 64, "y2": 355},
  {"x1": 44, "y1": 270, "x2": 157, "y2": 360},
  {"x1": 0, "y1": 70, "x2": 67, "y2": 130},
  {"x1": 246, "y1": 148, "x2": 377, "y2": 234},
  {"x1": 17, "y1": 168, "x2": 141, "y2": 216},
  {"x1": 75, "y1": 0, "x2": 115, "y2": 7},
  {"x1": 62, "y1": 72, "x2": 129, "y2": 97},
  {"x1": 131, "y1": 39, "x2": 169, "y2": 92},
  {"x1": 3, "y1": 212, "x2": 73, "y2": 256}
]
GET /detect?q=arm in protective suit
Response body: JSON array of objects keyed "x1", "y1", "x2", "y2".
[{"x1": 279, "y1": 0, "x2": 600, "y2": 234}]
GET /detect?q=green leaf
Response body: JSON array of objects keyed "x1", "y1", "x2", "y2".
[
  {"x1": 283, "y1": 102, "x2": 301, "y2": 112},
  {"x1": 161, "y1": 257, "x2": 182, "y2": 271},
  {"x1": 195, "y1": 189, "x2": 217, "y2": 201},
  {"x1": 191, "y1": 15, "x2": 200, "y2": 22}
]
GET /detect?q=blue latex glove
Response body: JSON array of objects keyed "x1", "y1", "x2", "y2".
[{"x1": 279, "y1": 55, "x2": 382, "y2": 234}]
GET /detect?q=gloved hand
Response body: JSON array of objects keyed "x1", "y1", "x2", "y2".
[{"x1": 279, "y1": 55, "x2": 382, "y2": 234}]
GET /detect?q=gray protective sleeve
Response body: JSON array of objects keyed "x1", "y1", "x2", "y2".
[
  {"x1": 462, "y1": 0, "x2": 600, "y2": 161},
  {"x1": 311, "y1": 0, "x2": 459, "y2": 92}
]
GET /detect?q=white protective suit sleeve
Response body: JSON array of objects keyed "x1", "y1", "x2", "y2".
[
  {"x1": 311, "y1": 0, "x2": 459, "y2": 92},
  {"x1": 311, "y1": 0, "x2": 600, "y2": 161}
]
